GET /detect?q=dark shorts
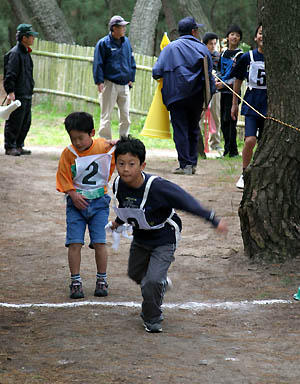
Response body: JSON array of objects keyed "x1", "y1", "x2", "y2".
[{"x1": 245, "y1": 115, "x2": 265, "y2": 140}]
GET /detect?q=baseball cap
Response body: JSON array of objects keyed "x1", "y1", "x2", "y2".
[
  {"x1": 109, "y1": 15, "x2": 130, "y2": 29},
  {"x1": 178, "y1": 17, "x2": 204, "y2": 35},
  {"x1": 17, "y1": 24, "x2": 38, "y2": 37}
]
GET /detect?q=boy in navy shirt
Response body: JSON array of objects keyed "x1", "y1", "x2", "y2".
[
  {"x1": 110, "y1": 136, "x2": 228, "y2": 333},
  {"x1": 231, "y1": 23, "x2": 267, "y2": 189}
]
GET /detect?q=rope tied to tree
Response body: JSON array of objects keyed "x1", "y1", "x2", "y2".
[{"x1": 213, "y1": 73, "x2": 300, "y2": 133}]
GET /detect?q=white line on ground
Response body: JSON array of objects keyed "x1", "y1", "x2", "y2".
[{"x1": 0, "y1": 299, "x2": 293, "y2": 310}]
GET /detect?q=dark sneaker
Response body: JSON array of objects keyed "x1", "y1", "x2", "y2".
[
  {"x1": 17, "y1": 148, "x2": 31, "y2": 155},
  {"x1": 5, "y1": 148, "x2": 21, "y2": 156},
  {"x1": 69, "y1": 280, "x2": 84, "y2": 299},
  {"x1": 144, "y1": 322, "x2": 162, "y2": 333},
  {"x1": 173, "y1": 165, "x2": 193, "y2": 175},
  {"x1": 94, "y1": 278, "x2": 108, "y2": 297}
]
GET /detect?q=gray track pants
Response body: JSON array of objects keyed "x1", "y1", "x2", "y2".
[{"x1": 128, "y1": 240, "x2": 175, "y2": 324}]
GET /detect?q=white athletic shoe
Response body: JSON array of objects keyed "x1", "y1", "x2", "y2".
[
  {"x1": 166, "y1": 276, "x2": 172, "y2": 292},
  {"x1": 236, "y1": 174, "x2": 244, "y2": 190}
]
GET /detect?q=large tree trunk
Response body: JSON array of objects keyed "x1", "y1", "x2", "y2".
[
  {"x1": 178, "y1": 0, "x2": 211, "y2": 38},
  {"x1": 129, "y1": 0, "x2": 162, "y2": 55},
  {"x1": 10, "y1": 0, "x2": 31, "y2": 24},
  {"x1": 161, "y1": 0, "x2": 178, "y2": 41},
  {"x1": 25, "y1": 0, "x2": 74, "y2": 43},
  {"x1": 239, "y1": 2, "x2": 300, "y2": 262}
]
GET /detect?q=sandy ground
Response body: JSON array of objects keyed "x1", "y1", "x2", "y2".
[{"x1": 1, "y1": 147, "x2": 300, "y2": 384}]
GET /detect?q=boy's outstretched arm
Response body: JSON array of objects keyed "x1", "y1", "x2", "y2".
[{"x1": 231, "y1": 78, "x2": 243, "y2": 120}]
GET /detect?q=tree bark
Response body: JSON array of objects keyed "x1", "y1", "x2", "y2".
[
  {"x1": 161, "y1": 0, "x2": 178, "y2": 41},
  {"x1": 25, "y1": 0, "x2": 74, "y2": 43},
  {"x1": 129, "y1": 0, "x2": 162, "y2": 55},
  {"x1": 10, "y1": 0, "x2": 31, "y2": 24},
  {"x1": 239, "y1": 2, "x2": 300, "y2": 262},
  {"x1": 178, "y1": 0, "x2": 212, "y2": 38}
]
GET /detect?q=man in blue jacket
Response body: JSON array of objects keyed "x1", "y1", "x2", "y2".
[
  {"x1": 153, "y1": 17, "x2": 215, "y2": 175},
  {"x1": 93, "y1": 15, "x2": 136, "y2": 140}
]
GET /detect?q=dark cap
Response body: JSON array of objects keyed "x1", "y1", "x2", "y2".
[
  {"x1": 109, "y1": 15, "x2": 130, "y2": 29},
  {"x1": 17, "y1": 24, "x2": 38, "y2": 37},
  {"x1": 178, "y1": 17, "x2": 204, "y2": 35}
]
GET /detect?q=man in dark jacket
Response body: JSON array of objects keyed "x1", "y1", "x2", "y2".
[
  {"x1": 93, "y1": 15, "x2": 136, "y2": 140},
  {"x1": 4, "y1": 24, "x2": 38, "y2": 156},
  {"x1": 152, "y1": 17, "x2": 215, "y2": 175}
]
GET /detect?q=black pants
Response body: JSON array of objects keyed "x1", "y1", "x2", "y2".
[
  {"x1": 4, "y1": 98, "x2": 32, "y2": 150},
  {"x1": 220, "y1": 93, "x2": 238, "y2": 157},
  {"x1": 169, "y1": 92, "x2": 204, "y2": 168}
]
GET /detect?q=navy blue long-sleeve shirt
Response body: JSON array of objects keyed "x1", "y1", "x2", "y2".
[
  {"x1": 93, "y1": 33, "x2": 136, "y2": 86},
  {"x1": 113, "y1": 173, "x2": 220, "y2": 246},
  {"x1": 152, "y1": 35, "x2": 215, "y2": 109}
]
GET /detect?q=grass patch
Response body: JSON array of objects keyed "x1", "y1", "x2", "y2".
[
  {"x1": 0, "y1": 101, "x2": 176, "y2": 150},
  {"x1": 0, "y1": 101, "x2": 244, "y2": 155}
]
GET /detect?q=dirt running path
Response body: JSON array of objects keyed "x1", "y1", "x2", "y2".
[{"x1": 0, "y1": 149, "x2": 300, "y2": 383}]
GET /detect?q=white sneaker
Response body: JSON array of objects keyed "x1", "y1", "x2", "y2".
[
  {"x1": 166, "y1": 277, "x2": 172, "y2": 292},
  {"x1": 236, "y1": 174, "x2": 244, "y2": 189}
]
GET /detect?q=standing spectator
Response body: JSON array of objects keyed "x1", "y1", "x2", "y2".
[
  {"x1": 231, "y1": 23, "x2": 266, "y2": 189},
  {"x1": 216, "y1": 25, "x2": 243, "y2": 157},
  {"x1": 93, "y1": 15, "x2": 136, "y2": 140},
  {"x1": 152, "y1": 17, "x2": 215, "y2": 175},
  {"x1": 3, "y1": 24, "x2": 38, "y2": 156},
  {"x1": 201, "y1": 32, "x2": 222, "y2": 151}
]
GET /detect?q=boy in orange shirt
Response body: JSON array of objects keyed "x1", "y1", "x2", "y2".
[{"x1": 56, "y1": 112, "x2": 115, "y2": 299}]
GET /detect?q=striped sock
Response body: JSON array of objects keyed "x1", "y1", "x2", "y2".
[
  {"x1": 97, "y1": 272, "x2": 107, "y2": 281},
  {"x1": 71, "y1": 274, "x2": 81, "y2": 283}
]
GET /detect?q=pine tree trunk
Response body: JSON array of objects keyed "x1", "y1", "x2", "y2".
[
  {"x1": 178, "y1": 0, "x2": 211, "y2": 38},
  {"x1": 161, "y1": 0, "x2": 178, "y2": 41},
  {"x1": 10, "y1": 0, "x2": 31, "y2": 25},
  {"x1": 129, "y1": 0, "x2": 162, "y2": 55},
  {"x1": 239, "y1": 2, "x2": 300, "y2": 262},
  {"x1": 25, "y1": 0, "x2": 74, "y2": 43}
]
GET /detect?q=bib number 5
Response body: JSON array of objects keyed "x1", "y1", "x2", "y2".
[{"x1": 257, "y1": 68, "x2": 266, "y2": 86}]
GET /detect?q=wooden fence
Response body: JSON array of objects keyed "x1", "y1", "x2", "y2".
[{"x1": 32, "y1": 39, "x2": 158, "y2": 119}]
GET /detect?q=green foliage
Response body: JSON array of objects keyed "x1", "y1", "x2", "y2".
[
  {"x1": 60, "y1": 0, "x2": 136, "y2": 47},
  {"x1": 0, "y1": 0, "x2": 257, "y2": 63},
  {"x1": 204, "y1": 0, "x2": 258, "y2": 48}
]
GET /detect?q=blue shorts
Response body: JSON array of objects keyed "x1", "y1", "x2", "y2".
[
  {"x1": 65, "y1": 194, "x2": 111, "y2": 248},
  {"x1": 245, "y1": 115, "x2": 265, "y2": 140}
]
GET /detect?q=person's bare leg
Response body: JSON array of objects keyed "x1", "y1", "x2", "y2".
[
  {"x1": 242, "y1": 136, "x2": 257, "y2": 169},
  {"x1": 68, "y1": 243, "x2": 82, "y2": 275}
]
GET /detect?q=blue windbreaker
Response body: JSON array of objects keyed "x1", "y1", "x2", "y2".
[
  {"x1": 93, "y1": 33, "x2": 136, "y2": 86},
  {"x1": 152, "y1": 35, "x2": 215, "y2": 108}
]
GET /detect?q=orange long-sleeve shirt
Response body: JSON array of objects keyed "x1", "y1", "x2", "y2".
[{"x1": 56, "y1": 138, "x2": 115, "y2": 195}]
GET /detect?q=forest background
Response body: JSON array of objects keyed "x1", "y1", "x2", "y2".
[{"x1": 0, "y1": 0, "x2": 256, "y2": 70}]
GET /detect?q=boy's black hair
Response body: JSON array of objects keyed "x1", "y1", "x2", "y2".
[
  {"x1": 64, "y1": 112, "x2": 94, "y2": 135},
  {"x1": 202, "y1": 32, "x2": 218, "y2": 46},
  {"x1": 254, "y1": 22, "x2": 263, "y2": 38},
  {"x1": 115, "y1": 135, "x2": 146, "y2": 164},
  {"x1": 226, "y1": 24, "x2": 243, "y2": 40}
]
